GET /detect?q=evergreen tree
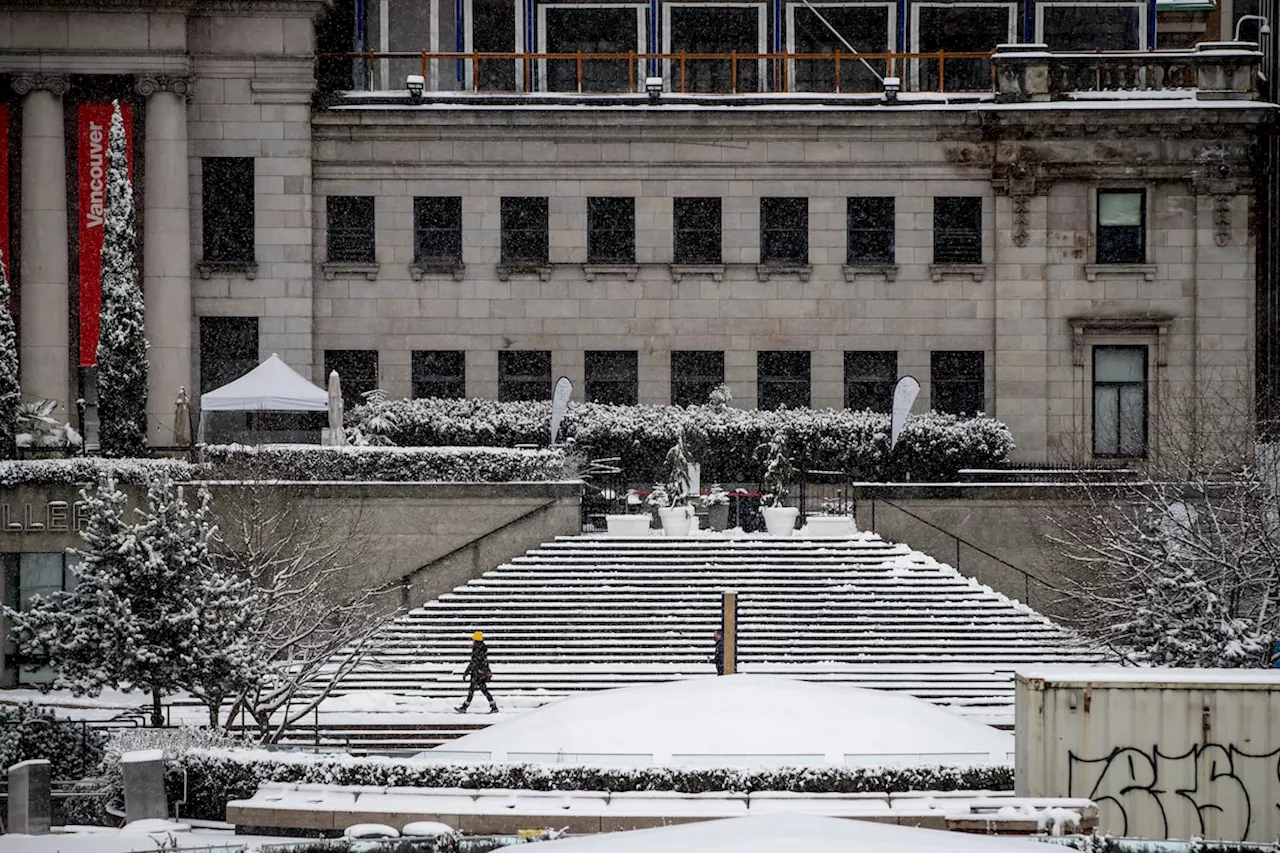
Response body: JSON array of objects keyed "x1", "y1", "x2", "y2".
[
  {"x1": 6, "y1": 475, "x2": 259, "y2": 727},
  {"x1": 0, "y1": 250, "x2": 18, "y2": 460},
  {"x1": 96, "y1": 100, "x2": 148, "y2": 457}
]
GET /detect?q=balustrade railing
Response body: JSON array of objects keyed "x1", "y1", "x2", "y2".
[{"x1": 318, "y1": 42, "x2": 1262, "y2": 100}]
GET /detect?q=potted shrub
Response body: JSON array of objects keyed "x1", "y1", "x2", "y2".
[
  {"x1": 804, "y1": 491, "x2": 855, "y2": 538},
  {"x1": 655, "y1": 436, "x2": 696, "y2": 537},
  {"x1": 756, "y1": 430, "x2": 799, "y2": 537},
  {"x1": 701, "y1": 484, "x2": 731, "y2": 532},
  {"x1": 605, "y1": 488, "x2": 653, "y2": 537}
]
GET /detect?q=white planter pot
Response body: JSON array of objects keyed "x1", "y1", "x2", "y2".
[
  {"x1": 605, "y1": 514, "x2": 652, "y2": 537},
  {"x1": 761, "y1": 506, "x2": 800, "y2": 537},
  {"x1": 804, "y1": 515, "x2": 855, "y2": 538},
  {"x1": 659, "y1": 506, "x2": 695, "y2": 538}
]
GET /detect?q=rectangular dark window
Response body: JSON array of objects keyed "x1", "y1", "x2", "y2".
[
  {"x1": 199, "y1": 317, "x2": 258, "y2": 394},
  {"x1": 413, "y1": 197, "x2": 463, "y2": 264},
  {"x1": 674, "y1": 198, "x2": 722, "y2": 264},
  {"x1": 847, "y1": 197, "x2": 895, "y2": 265},
  {"x1": 326, "y1": 196, "x2": 375, "y2": 263},
  {"x1": 202, "y1": 157, "x2": 255, "y2": 263},
  {"x1": 761, "y1": 198, "x2": 809, "y2": 265},
  {"x1": 671, "y1": 350, "x2": 725, "y2": 407},
  {"x1": 933, "y1": 197, "x2": 982, "y2": 264},
  {"x1": 584, "y1": 350, "x2": 638, "y2": 405},
  {"x1": 324, "y1": 349, "x2": 379, "y2": 409},
  {"x1": 844, "y1": 351, "x2": 897, "y2": 413},
  {"x1": 931, "y1": 351, "x2": 985, "y2": 416},
  {"x1": 758, "y1": 351, "x2": 811, "y2": 411},
  {"x1": 412, "y1": 350, "x2": 466, "y2": 399},
  {"x1": 1093, "y1": 345, "x2": 1147, "y2": 457},
  {"x1": 498, "y1": 350, "x2": 552, "y2": 401},
  {"x1": 501, "y1": 197, "x2": 549, "y2": 265},
  {"x1": 1040, "y1": 5, "x2": 1141, "y2": 50},
  {"x1": 1097, "y1": 189, "x2": 1146, "y2": 264},
  {"x1": 587, "y1": 197, "x2": 636, "y2": 264},
  {"x1": 3, "y1": 552, "x2": 80, "y2": 686}
]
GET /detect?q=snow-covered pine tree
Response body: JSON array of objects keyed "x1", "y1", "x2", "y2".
[
  {"x1": 4, "y1": 474, "x2": 260, "y2": 727},
  {"x1": 96, "y1": 101, "x2": 148, "y2": 457},
  {"x1": 0, "y1": 249, "x2": 18, "y2": 460}
]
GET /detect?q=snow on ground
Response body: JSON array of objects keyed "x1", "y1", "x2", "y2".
[
  {"x1": 428, "y1": 674, "x2": 1014, "y2": 766},
  {"x1": 0, "y1": 821, "x2": 301, "y2": 853},
  {"x1": 528, "y1": 813, "x2": 1053, "y2": 852}
]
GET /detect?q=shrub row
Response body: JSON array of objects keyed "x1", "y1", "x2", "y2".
[
  {"x1": 0, "y1": 458, "x2": 194, "y2": 487},
  {"x1": 0, "y1": 704, "x2": 107, "y2": 780},
  {"x1": 199, "y1": 444, "x2": 570, "y2": 483},
  {"x1": 173, "y1": 747, "x2": 1014, "y2": 822},
  {"x1": 348, "y1": 397, "x2": 1016, "y2": 483}
]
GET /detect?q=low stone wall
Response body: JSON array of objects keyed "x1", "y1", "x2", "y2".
[
  {"x1": 0, "y1": 479, "x2": 583, "y2": 679},
  {"x1": 855, "y1": 484, "x2": 1088, "y2": 623}
]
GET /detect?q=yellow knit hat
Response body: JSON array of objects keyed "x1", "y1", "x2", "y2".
[{"x1": 472, "y1": 631, "x2": 484, "y2": 641}]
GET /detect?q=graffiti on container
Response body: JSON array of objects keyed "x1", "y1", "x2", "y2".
[{"x1": 1068, "y1": 744, "x2": 1280, "y2": 842}]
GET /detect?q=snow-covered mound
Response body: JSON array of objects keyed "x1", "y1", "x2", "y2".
[
  {"x1": 531, "y1": 813, "x2": 1050, "y2": 852},
  {"x1": 429, "y1": 674, "x2": 1014, "y2": 766}
]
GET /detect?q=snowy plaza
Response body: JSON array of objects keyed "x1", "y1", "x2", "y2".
[{"x1": 1, "y1": 0, "x2": 1280, "y2": 845}]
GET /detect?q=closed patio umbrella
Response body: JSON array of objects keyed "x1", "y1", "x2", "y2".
[
  {"x1": 327, "y1": 370, "x2": 346, "y2": 446},
  {"x1": 173, "y1": 386, "x2": 192, "y2": 447}
]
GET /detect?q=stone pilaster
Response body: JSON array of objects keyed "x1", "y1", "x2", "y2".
[
  {"x1": 136, "y1": 75, "x2": 193, "y2": 444},
  {"x1": 11, "y1": 75, "x2": 72, "y2": 423}
]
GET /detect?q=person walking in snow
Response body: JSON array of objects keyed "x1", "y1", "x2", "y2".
[
  {"x1": 456, "y1": 631, "x2": 499, "y2": 713},
  {"x1": 712, "y1": 629, "x2": 724, "y2": 676}
]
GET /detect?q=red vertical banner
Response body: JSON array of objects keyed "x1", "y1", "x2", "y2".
[
  {"x1": 0, "y1": 104, "x2": 9, "y2": 280},
  {"x1": 77, "y1": 103, "x2": 133, "y2": 367}
]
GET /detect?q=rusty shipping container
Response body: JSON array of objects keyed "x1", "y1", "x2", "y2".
[{"x1": 1015, "y1": 667, "x2": 1280, "y2": 843}]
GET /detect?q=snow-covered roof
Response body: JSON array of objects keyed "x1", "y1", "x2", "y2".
[
  {"x1": 429, "y1": 675, "x2": 1014, "y2": 766},
  {"x1": 526, "y1": 813, "x2": 1054, "y2": 852},
  {"x1": 199, "y1": 354, "x2": 328, "y2": 412},
  {"x1": 1017, "y1": 666, "x2": 1280, "y2": 687}
]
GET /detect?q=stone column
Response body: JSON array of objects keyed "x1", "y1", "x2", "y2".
[
  {"x1": 136, "y1": 76, "x2": 193, "y2": 445},
  {"x1": 11, "y1": 75, "x2": 71, "y2": 422}
]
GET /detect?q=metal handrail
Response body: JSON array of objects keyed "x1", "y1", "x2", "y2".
[
  {"x1": 317, "y1": 49, "x2": 998, "y2": 95},
  {"x1": 868, "y1": 495, "x2": 1055, "y2": 606}
]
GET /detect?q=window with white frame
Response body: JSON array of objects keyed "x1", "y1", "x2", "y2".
[
  {"x1": 1036, "y1": 2, "x2": 1144, "y2": 50},
  {"x1": 785, "y1": 2, "x2": 894, "y2": 92},
  {"x1": 664, "y1": 3, "x2": 767, "y2": 92},
  {"x1": 538, "y1": 4, "x2": 647, "y2": 92},
  {"x1": 1092, "y1": 345, "x2": 1147, "y2": 457},
  {"x1": 1096, "y1": 189, "x2": 1146, "y2": 264},
  {"x1": 912, "y1": 3, "x2": 1014, "y2": 91}
]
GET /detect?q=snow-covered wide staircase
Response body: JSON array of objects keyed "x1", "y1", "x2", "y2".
[{"x1": 320, "y1": 533, "x2": 1102, "y2": 746}]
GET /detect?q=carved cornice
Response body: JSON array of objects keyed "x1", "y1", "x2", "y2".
[
  {"x1": 135, "y1": 74, "x2": 193, "y2": 100},
  {"x1": 10, "y1": 74, "x2": 70, "y2": 97}
]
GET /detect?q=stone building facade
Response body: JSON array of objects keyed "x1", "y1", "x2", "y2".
[{"x1": 0, "y1": 0, "x2": 1270, "y2": 464}]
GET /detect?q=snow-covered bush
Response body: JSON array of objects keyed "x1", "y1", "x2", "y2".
[
  {"x1": 200, "y1": 444, "x2": 569, "y2": 482},
  {"x1": 0, "y1": 704, "x2": 106, "y2": 780},
  {"x1": 0, "y1": 457, "x2": 194, "y2": 487},
  {"x1": 172, "y1": 746, "x2": 1013, "y2": 821},
  {"x1": 346, "y1": 398, "x2": 1015, "y2": 483}
]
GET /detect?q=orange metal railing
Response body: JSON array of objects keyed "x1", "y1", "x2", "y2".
[{"x1": 317, "y1": 49, "x2": 998, "y2": 95}]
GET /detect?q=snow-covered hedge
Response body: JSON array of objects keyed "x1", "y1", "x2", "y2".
[
  {"x1": 199, "y1": 444, "x2": 570, "y2": 482},
  {"x1": 0, "y1": 457, "x2": 194, "y2": 487},
  {"x1": 172, "y1": 747, "x2": 1013, "y2": 821},
  {"x1": 348, "y1": 398, "x2": 1015, "y2": 483}
]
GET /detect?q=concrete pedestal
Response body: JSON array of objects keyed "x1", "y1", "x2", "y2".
[
  {"x1": 121, "y1": 748, "x2": 168, "y2": 822},
  {"x1": 8, "y1": 759, "x2": 52, "y2": 835}
]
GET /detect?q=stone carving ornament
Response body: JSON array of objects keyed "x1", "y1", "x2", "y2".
[{"x1": 10, "y1": 74, "x2": 70, "y2": 97}]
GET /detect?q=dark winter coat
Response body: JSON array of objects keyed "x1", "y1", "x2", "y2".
[
  {"x1": 713, "y1": 636, "x2": 724, "y2": 676},
  {"x1": 463, "y1": 641, "x2": 492, "y2": 683}
]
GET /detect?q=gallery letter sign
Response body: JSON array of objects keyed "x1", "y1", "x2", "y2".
[
  {"x1": 77, "y1": 103, "x2": 133, "y2": 367},
  {"x1": 0, "y1": 501, "x2": 90, "y2": 533}
]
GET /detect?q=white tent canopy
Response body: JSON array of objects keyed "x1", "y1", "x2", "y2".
[{"x1": 200, "y1": 354, "x2": 328, "y2": 412}]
